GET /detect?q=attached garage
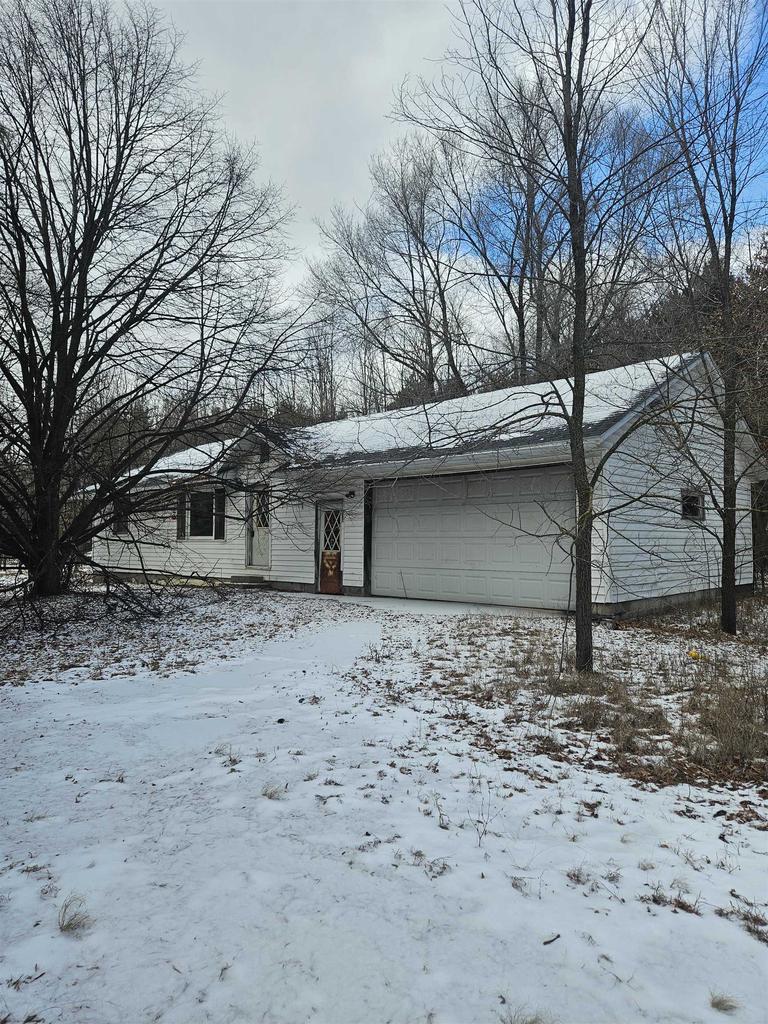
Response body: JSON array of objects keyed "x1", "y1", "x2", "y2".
[{"x1": 370, "y1": 464, "x2": 576, "y2": 609}]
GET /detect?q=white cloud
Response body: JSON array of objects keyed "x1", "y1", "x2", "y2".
[{"x1": 158, "y1": 0, "x2": 458, "y2": 281}]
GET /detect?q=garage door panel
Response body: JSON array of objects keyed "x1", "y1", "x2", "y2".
[
  {"x1": 463, "y1": 574, "x2": 490, "y2": 599},
  {"x1": 417, "y1": 541, "x2": 438, "y2": 562},
  {"x1": 464, "y1": 511, "x2": 494, "y2": 533},
  {"x1": 463, "y1": 542, "x2": 486, "y2": 563},
  {"x1": 439, "y1": 543, "x2": 463, "y2": 564},
  {"x1": 371, "y1": 466, "x2": 575, "y2": 609},
  {"x1": 466, "y1": 476, "x2": 490, "y2": 499}
]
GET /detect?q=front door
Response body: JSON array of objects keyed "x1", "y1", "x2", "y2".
[
  {"x1": 319, "y1": 507, "x2": 343, "y2": 594},
  {"x1": 246, "y1": 490, "x2": 270, "y2": 569}
]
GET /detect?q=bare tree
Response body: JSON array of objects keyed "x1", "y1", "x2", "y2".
[
  {"x1": 432, "y1": 91, "x2": 564, "y2": 385},
  {"x1": 303, "y1": 316, "x2": 341, "y2": 422},
  {"x1": 644, "y1": 0, "x2": 768, "y2": 633},
  {"x1": 734, "y1": 238, "x2": 768, "y2": 444},
  {"x1": 0, "y1": 0, "x2": 291, "y2": 596},
  {"x1": 402, "y1": 0, "x2": 669, "y2": 670},
  {"x1": 312, "y1": 136, "x2": 472, "y2": 407}
]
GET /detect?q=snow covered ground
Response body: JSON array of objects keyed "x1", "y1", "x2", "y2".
[{"x1": 1, "y1": 591, "x2": 766, "y2": 1024}]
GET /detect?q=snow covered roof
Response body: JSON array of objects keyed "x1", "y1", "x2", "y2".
[
  {"x1": 147, "y1": 440, "x2": 229, "y2": 477},
  {"x1": 286, "y1": 354, "x2": 697, "y2": 467},
  {"x1": 122, "y1": 355, "x2": 698, "y2": 485},
  {"x1": 123, "y1": 439, "x2": 240, "y2": 487}
]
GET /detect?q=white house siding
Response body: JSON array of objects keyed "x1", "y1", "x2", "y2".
[
  {"x1": 92, "y1": 491, "x2": 256, "y2": 581},
  {"x1": 259, "y1": 476, "x2": 366, "y2": 590},
  {"x1": 263, "y1": 498, "x2": 316, "y2": 587},
  {"x1": 590, "y1": 469, "x2": 614, "y2": 607},
  {"x1": 599, "y1": 414, "x2": 754, "y2": 606},
  {"x1": 340, "y1": 488, "x2": 366, "y2": 590},
  {"x1": 92, "y1": 471, "x2": 368, "y2": 591}
]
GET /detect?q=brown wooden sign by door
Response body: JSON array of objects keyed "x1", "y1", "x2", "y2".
[{"x1": 319, "y1": 508, "x2": 343, "y2": 594}]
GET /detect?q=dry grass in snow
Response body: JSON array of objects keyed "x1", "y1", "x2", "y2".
[
  {"x1": 358, "y1": 598, "x2": 768, "y2": 788},
  {"x1": 0, "y1": 587, "x2": 767, "y2": 1024}
]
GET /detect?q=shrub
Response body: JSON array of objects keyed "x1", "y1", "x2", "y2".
[
  {"x1": 57, "y1": 893, "x2": 91, "y2": 935},
  {"x1": 710, "y1": 993, "x2": 739, "y2": 1015},
  {"x1": 678, "y1": 658, "x2": 768, "y2": 770}
]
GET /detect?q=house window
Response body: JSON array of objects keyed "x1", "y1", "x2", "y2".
[
  {"x1": 187, "y1": 489, "x2": 226, "y2": 538},
  {"x1": 189, "y1": 491, "x2": 214, "y2": 536},
  {"x1": 214, "y1": 488, "x2": 226, "y2": 539},
  {"x1": 113, "y1": 500, "x2": 130, "y2": 535},
  {"x1": 681, "y1": 490, "x2": 705, "y2": 522}
]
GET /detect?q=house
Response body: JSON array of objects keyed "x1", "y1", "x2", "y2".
[{"x1": 92, "y1": 355, "x2": 765, "y2": 615}]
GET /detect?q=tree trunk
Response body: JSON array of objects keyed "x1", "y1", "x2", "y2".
[
  {"x1": 570, "y1": 390, "x2": 594, "y2": 672},
  {"x1": 561, "y1": 4, "x2": 593, "y2": 672},
  {"x1": 567, "y1": 222, "x2": 593, "y2": 671},
  {"x1": 516, "y1": 303, "x2": 528, "y2": 385},
  {"x1": 720, "y1": 372, "x2": 738, "y2": 634},
  {"x1": 715, "y1": 289, "x2": 739, "y2": 635},
  {"x1": 570, "y1": 386, "x2": 594, "y2": 672},
  {"x1": 29, "y1": 481, "x2": 66, "y2": 597},
  {"x1": 573, "y1": 486, "x2": 594, "y2": 672},
  {"x1": 31, "y1": 552, "x2": 65, "y2": 597},
  {"x1": 534, "y1": 278, "x2": 544, "y2": 375}
]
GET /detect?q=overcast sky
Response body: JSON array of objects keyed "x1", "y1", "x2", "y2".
[{"x1": 158, "y1": 0, "x2": 458, "y2": 280}]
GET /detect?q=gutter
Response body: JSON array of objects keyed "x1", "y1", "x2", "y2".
[{"x1": 275, "y1": 437, "x2": 604, "y2": 483}]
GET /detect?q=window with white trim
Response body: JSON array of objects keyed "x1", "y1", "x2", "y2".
[{"x1": 185, "y1": 488, "x2": 226, "y2": 538}]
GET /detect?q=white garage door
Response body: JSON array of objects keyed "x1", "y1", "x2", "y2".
[{"x1": 371, "y1": 465, "x2": 575, "y2": 609}]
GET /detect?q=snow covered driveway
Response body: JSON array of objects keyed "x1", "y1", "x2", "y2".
[{"x1": 1, "y1": 592, "x2": 766, "y2": 1024}]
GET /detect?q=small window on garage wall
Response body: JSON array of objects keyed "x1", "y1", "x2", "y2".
[{"x1": 681, "y1": 489, "x2": 706, "y2": 522}]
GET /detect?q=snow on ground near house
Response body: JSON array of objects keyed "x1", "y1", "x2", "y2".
[{"x1": 1, "y1": 591, "x2": 766, "y2": 1024}]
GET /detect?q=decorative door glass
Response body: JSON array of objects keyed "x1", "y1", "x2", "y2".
[
  {"x1": 319, "y1": 508, "x2": 343, "y2": 594},
  {"x1": 323, "y1": 509, "x2": 342, "y2": 551}
]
